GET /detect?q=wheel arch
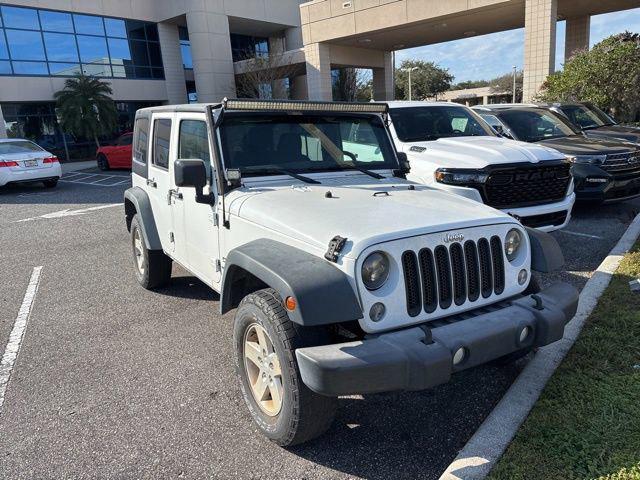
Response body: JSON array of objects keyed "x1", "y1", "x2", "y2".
[
  {"x1": 124, "y1": 186, "x2": 162, "y2": 250},
  {"x1": 221, "y1": 239, "x2": 363, "y2": 326}
]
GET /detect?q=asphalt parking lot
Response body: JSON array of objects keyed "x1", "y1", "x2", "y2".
[{"x1": 1, "y1": 169, "x2": 639, "y2": 480}]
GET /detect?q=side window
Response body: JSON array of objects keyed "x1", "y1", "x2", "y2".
[
  {"x1": 152, "y1": 118, "x2": 172, "y2": 169},
  {"x1": 178, "y1": 120, "x2": 211, "y2": 178},
  {"x1": 133, "y1": 117, "x2": 149, "y2": 164},
  {"x1": 119, "y1": 134, "x2": 133, "y2": 146}
]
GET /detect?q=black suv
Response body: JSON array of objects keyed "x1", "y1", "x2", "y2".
[
  {"x1": 474, "y1": 105, "x2": 640, "y2": 204},
  {"x1": 543, "y1": 102, "x2": 640, "y2": 145}
]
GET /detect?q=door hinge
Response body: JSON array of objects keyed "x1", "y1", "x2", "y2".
[
  {"x1": 215, "y1": 259, "x2": 221, "y2": 272},
  {"x1": 169, "y1": 232, "x2": 174, "y2": 243}
]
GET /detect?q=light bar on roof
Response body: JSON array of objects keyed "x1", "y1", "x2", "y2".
[{"x1": 222, "y1": 98, "x2": 388, "y2": 114}]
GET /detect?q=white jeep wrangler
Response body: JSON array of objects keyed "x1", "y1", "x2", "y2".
[
  {"x1": 124, "y1": 99, "x2": 578, "y2": 446},
  {"x1": 385, "y1": 102, "x2": 576, "y2": 231}
]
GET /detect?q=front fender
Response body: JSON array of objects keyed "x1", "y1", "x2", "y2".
[
  {"x1": 221, "y1": 239, "x2": 363, "y2": 326},
  {"x1": 526, "y1": 227, "x2": 565, "y2": 273}
]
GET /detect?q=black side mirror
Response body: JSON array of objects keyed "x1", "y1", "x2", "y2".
[
  {"x1": 395, "y1": 152, "x2": 411, "y2": 177},
  {"x1": 174, "y1": 159, "x2": 214, "y2": 205},
  {"x1": 492, "y1": 125, "x2": 505, "y2": 136}
]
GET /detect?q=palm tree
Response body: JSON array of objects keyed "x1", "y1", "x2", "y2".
[{"x1": 54, "y1": 74, "x2": 118, "y2": 148}]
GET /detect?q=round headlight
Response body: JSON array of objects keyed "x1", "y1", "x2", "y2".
[
  {"x1": 361, "y1": 252, "x2": 390, "y2": 290},
  {"x1": 505, "y1": 229, "x2": 522, "y2": 262}
]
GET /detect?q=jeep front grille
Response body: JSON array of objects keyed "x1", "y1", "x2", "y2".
[
  {"x1": 483, "y1": 163, "x2": 571, "y2": 209},
  {"x1": 402, "y1": 236, "x2": 506, "y2": 317}
]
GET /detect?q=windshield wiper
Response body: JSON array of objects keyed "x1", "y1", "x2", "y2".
[
  {"x1": 244, "y1": 166, "x2": 320, "y2": 184},
  {"x1": 344, "y1": 164, "x2": 384, "y2": 179}
]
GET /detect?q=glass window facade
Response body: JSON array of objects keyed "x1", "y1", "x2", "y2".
[
  {"x1": 2, "y1": 101, "x2": 161, "y2": 161},
  {"x1": 0, "y1": 4, "x2": 164, "y2": 79},
  {"x1": 230, "y1": 33, "x2": 269, "y2": 62},
  {"x1": 178, "y1": 26, "x2": 192, "y2": 69}
]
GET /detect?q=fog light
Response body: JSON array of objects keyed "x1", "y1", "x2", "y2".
[
  {"x1": 518, "y1": 269, "x2": 528, "y2": 285},
  {"x1": 519, "y1": 326, "x2": 532, "y2": 343},
  {"x1": 369, "y1": 302, "x2": 386, "y2": 322},
  {"x1": 453, "y1": 347, "x2": 467, "y2": 366}
]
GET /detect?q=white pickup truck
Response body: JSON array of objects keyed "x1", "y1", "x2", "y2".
[{"x1": 383, "y1": 102, "x2": 576, "y2": 231}]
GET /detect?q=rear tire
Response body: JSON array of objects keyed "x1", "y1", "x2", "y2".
[
  {"x1": 97, "y1": 154, "x2": 110, "y2": 171},
  {"x1": 42, "y1": 179, "x2": 58, "y2": 188},
  {"x1": 130, "y1": 214, "x2": 172, "y2": 290},
  {"x1": 233, "y1": 288, "x2": 337, "y2": 446}
]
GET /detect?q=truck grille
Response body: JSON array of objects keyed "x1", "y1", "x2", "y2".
[
  {"x1": 483, "y1": 163, "x2": 571, "y2": 208},
  {"x1": 402, "y1": 236, "x2": 506, "y2": 317},
  {"x1": 602, "y1": 151, "x2": 640, "y2": 177}
]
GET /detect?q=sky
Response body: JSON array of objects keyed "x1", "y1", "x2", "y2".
[{"x1": 394, "y1": 7, "x2": 640, "y2": 84}]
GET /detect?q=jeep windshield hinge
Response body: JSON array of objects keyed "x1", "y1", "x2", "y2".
[{"x1": 325, "y1": 236, "x2": 347, "y2": 262}]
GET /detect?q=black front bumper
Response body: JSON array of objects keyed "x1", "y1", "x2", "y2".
[
  {"x1": 296, "y1": 283, "x2": 579, "y2": 396},
  {"x1": 573, "y1": 164, "x2": 640, "y2": 203}
]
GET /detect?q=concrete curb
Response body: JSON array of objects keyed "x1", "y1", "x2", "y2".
[
  {"x1": 439, "y1": 213, "x2": 640, "y2": 480},
  {"x1": 61, "y1": 160, "x2": 97, "y2": 174}
]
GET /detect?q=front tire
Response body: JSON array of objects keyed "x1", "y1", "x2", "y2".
[
  {"x1": 130, "y1": 214, "x2": 172, "y2": 289},
  {"x1": 233, "y1": 288, "x2": 337, "y2": 446},
  {"x1": 97, "y1": 154, "x2": 110, "y2": 171}
]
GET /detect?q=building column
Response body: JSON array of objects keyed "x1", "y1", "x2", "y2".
[
  {"x1": 0, "y1": 105, "x2": 6, "y2": 139},
  {"x1": 565, "y1": 16, "x2": 590, "y2": 62},
  {"x1": 269, "y1": 36, "x2": 288, "y2": 99},
  {"x1": 304, "y1": 43, "x2": 332, "y2": 101},
  {"x1": 186, "y1": 10, "x2": 236, "y2": 103},
  {"x1": 523, "y1": 0, "x2": 557, "y2": 102},
  {"x1": 157, "y1": 22, "x2": 188, "y2": 105},
  {"x1": 290, "y1": 75, "x2": 308, "y2": 100},
  {"x1": 372, "y1": 51, "x2": 394, "y2": 101}
]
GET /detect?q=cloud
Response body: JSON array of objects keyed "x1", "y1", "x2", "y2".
[{"x1": 396, "y1": 7, "x2": 640, "y2": 83}]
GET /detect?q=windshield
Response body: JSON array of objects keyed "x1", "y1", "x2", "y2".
[
  {"x1": 560, "y1": 105, "x2": 613, "y2": 129},
  {"x1": 0, "y1": 141, "x2": 44, "y2": 155},
  {"x1": 219, "y1": 113, "x2": 398, "y2": 176},
  {"x1": 497, "y1": 109, "x2": 580, "y2": 142},
  {"x1": 389, "y1": 106, "x2": 493, "y2": 142}
]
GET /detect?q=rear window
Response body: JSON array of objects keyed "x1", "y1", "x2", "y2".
[
  {"x1": 0, "y1": 141, "x2": 44, "y2": 155},
  {"x1": 133, "y1": 117, "x2": 149, "y2": 164}
]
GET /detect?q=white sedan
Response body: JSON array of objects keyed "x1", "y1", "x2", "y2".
[{"x1": 0, "y1": 138, "x2": 62, "y2": 188}]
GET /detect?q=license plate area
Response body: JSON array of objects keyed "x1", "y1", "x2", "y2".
[{"x1": 24, "y1": 159, "x2": 39, "y2": 167}]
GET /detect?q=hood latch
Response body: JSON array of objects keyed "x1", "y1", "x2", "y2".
[{"x1": 325, "y1": 236, "x2": 347, "y2": 262}]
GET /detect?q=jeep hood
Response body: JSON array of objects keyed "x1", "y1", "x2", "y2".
[
  {"x1": 228, "y1": 176, "x2": 514, "y2": 258},
  {"x1": 401, "y1": 136, "x2": 565, "y2": 168}
]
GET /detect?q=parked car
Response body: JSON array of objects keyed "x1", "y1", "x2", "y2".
[
  {"x1": 124, "y1": 99, "x2": 578, "y2": 446},
  {"x1": 539, "y1": 102, "x2": 640, "y2": 144},
  {"x1": 96, "y1": 132, "x2": 133, "y2": 170},
  {"x1": 384, "y1": 102, "x2": 575, "y2": 231},
  {"x1": 0, "y1": 138, "x2": 61, "y2": 188},
  {"x1": 474, "y1": 105, "x2": 640, "y2": 204}
]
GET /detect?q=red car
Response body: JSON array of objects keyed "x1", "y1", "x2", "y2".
[{"x1": 96, "y1": 133, "x2": 133, "y2": 170}]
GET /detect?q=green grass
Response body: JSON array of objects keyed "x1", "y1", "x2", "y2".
[{"x1": 489, "y1": 241, "x2": 640, "y2": 480}]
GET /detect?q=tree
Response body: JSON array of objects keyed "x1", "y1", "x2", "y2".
[
  {"x1": 490, "y1": 70, "x2": 523, "y2": 102},
  {"x1": 234, "y1": 49, "x2": 302, "y2": 99},
  {"x1": 54, "y1": 74, "x2": 118, "y2": 148},
  {"x1": 451, "y1": 79, "x2": 489, "y2": 90},
  {"x1": 395, "y1": 60, "x2": 454, "y2": 100},
  {"x1": 332, "y1": 68, "x2": 372, "y2": 102},
  {"x1": 538, "y1": 32, "x2": 640, "y2": 122}
]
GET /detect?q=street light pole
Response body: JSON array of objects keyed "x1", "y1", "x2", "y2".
[
  {"x1": 512, "y1": 65, "x2": 517, "y2": 103},
  {"x1": 402, "y1": 66, "x2": 419, "y2": 101}
]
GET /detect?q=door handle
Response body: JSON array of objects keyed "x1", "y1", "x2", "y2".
[
  {"x1": 147, "y1": 178, "x2": 157, "y2": 188},
  {"x1": 167, "y1": 189, "x2": 183, "y2": 204}
]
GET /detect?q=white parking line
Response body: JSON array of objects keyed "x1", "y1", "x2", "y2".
[
  {"x1": 15, "y1": 203, "x2": 121, "y2": 223},
  {"x1": 560, "y1": 229, "x2": 604, "y2": 240},
  {"x1": 0, "y1": 266, "x2": 43, "y2": 414},
  {"x1": 60, "y1": 172, "x2": 131, "y2": 187}
]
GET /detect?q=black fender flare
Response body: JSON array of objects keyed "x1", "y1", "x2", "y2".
[
  {"x1": 220, "y1": 239, "x2": 363, "y2": 326},
  {"x1": 123, "y1": 187, "x2": 162, "y2": 251},
  {"x1": 526, "y1": 227, "x2": 565, "y2": 273}
]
